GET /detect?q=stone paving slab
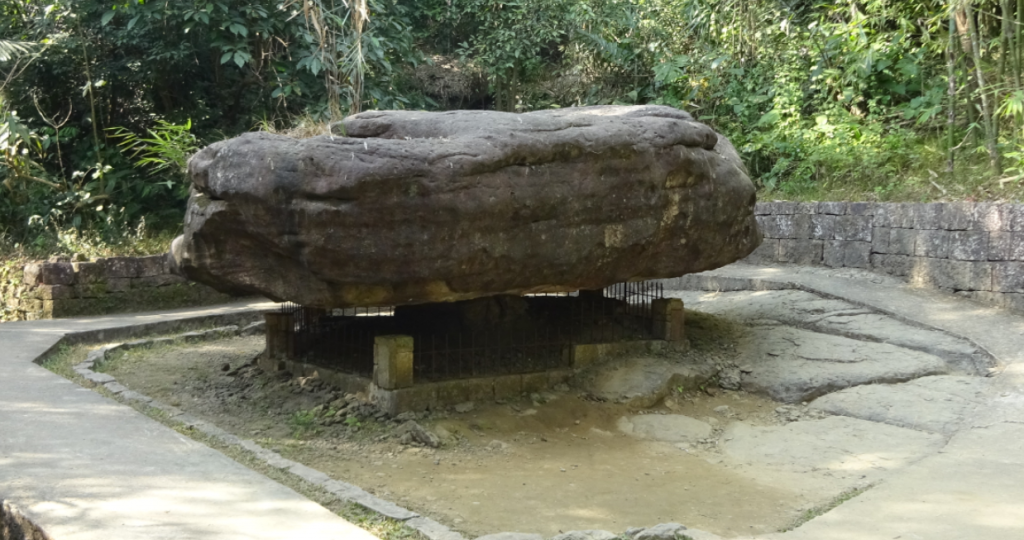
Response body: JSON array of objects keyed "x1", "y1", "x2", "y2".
[
  {"x1": 756, "y1": 422, "x2": 1024, "y2": 540},
  {"x1": 721, "y1": 416, "x2": 945, "y2": 480},
  {"x1": 0, "y1": 300, "x2": 380, "y2": 540},
  {"x1": 809, "y1": 375, "x2": 990, "y2": 435},
  {"x1": 669, "y1": 263, "x2": 1024, "y2": 540},
  {"x1": 730, "y1": 325, "x2": 951, "y2": 403},
  {"x1": 673, "y1": 288, "x2": 993, "y2": 374}
]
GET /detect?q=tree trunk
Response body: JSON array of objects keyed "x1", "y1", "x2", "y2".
[
  {"x1": 349, "y1": 0, "x2": 367, "y2": 116},
  {"x1": 1001, "y1": 0, "x2": 1012, "y2": 78},
  {"x1": 966, "y1": 0, "x2": 1003, "y2": 174},
  {"x1": 948, "y1": 7, "x2": 958, "y2": 173},
  {"x1": 1018, "y1": 0, "x2": 1024, "y2": 90}
]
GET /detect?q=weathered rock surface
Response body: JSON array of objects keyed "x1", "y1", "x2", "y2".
[
  {"x1": 475, "y1": 534, "x2": 543, "y2": 540},
  {"x1": 733, "y1": 325, "x2": 950, "y2": 402},
  {"x1": 395, "y1": 420, "x2": 441, "y2": 448},
  {"x1": 174, "y1": 105, "x2": 760, "y2": 307},
  {"x1": 575, "y1": 356, "x2": 716, "y2": 406},
  {"x1": 673, "y1": 289, "x2": 994, "y2": 374},
  {"x1": 551, "y1": 531, "x2": 618, "y2": 540},
  {"x1": 809, "y1": 375, "x2": 990, "y2": 435},
  {"x1": 617, "y1": 414, "x2": 713, "y2": 443},
  {"x1": 633, "y1": 523, "x2": 691, "y2": 540},
  {"x1": 721, "y1": 416, "x2": 945, "y2": 480}
]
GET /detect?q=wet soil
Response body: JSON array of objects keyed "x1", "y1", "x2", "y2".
[{"x1": 100, "y1": 336, "x2": 817, "y2": 538}]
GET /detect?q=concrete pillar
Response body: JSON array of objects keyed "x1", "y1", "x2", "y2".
[
  {"x1": 374, "y1": 335, "x2": 414, "y2": 390},
  {"x1": 262, "y1": 311, "x2": 294, "y2": 372},
  {"x1": 651, "y1": 298, "x2": 685, "y2": 342}
]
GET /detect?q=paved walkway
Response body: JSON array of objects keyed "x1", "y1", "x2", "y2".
[
  {"x1": 3, "y1": 265, "x2": 1024, "y2": 540},
  {"x1": 0, "y1": 300, "x2": 379, "y2": 540},
  {"x1": 678, "y1": 264, "x2": 1024, "y2": 540}
]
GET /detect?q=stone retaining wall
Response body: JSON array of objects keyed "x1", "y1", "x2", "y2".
[
  {"x1": 1, "y1": 255, "x2": 233, "y2": 320},
  {"x1": 747, "y1": 201, "x2": 1024, "y2": 311}
]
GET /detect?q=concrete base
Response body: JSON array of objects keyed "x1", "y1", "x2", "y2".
[
  {"x1": 370, "y1": 369, "x2": 575, "y2": 415},
  {"x1": 284, "y1": 339, "x2": 682, "y2": 414},
  {"x1": 570, "y1": 339, "x2": 687, "y2": 369}
]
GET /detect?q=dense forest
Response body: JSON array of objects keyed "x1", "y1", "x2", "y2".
[{"x1": 3, "y1": 0, "x2": 1024, "y2": 255}]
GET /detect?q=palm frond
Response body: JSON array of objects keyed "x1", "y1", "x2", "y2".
[{"x1": 0, "y1": 40, "x2": 38, "y2": 63}]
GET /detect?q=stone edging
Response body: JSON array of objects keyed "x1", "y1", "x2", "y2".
[
  {"x1": 66, "y1": 322, "x2": 466, "y2": 540},
  {"x1": 746, "y1": 201, "x2": 1024, "y2": 313}
]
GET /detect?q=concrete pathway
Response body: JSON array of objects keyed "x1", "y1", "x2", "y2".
[
  {"x1": 671, "y1": 263, "x2": 1024, "y2": 540},
  {"x1": 0, "y1": 300, "x2": 379, "y2": 540}
]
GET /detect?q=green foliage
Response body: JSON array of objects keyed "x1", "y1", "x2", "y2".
[
  {"x1": 0, "y1": 40, "x2": 39, "y2": 62},
  {"x1": 108, "y1": 119, "x2": 199, "y2": 182},
  {"x1": 289, "y1": 409, "x2": 321, "y2": 438},
  {"x1": 0, "y1": 0, "x2": 430, "y2": 250},
  {"x1": 641, "y1": 0, "x2": 945, "y2": 195},
  {"x1": 0, "y1": 107, "x2": 54, "y2": 192},
  {"x1": 406, "y1": 0, "x2": 991, "y2": 198},
  {"x1": 433, "y1": 0, "x2": 575, "y2": 110},
  {"x1": 6, "y1": 0, "x2": 1024, "y2": 258}
]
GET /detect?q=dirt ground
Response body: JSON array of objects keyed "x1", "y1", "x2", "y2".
[{"x1": 99, "y1": 334, "x2": 823, "y2": 538}]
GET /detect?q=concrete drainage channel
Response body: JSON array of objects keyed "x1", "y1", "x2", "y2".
[{"x1": 24, "y1": 271, "x2": 1001, "y2": 540}]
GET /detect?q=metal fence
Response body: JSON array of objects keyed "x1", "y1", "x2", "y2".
[{"x1": 280, "y1": 281, "x2": 664, "y2": 382}]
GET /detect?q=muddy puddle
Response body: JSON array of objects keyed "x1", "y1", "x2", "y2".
[{"x1": 100, "y1": 335, "x2": 819, "y2": 537}]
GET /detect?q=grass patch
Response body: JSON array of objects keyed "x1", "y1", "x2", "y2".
[
  {"x1": 94, "y1": 340, "x2": 180, "y2": 374},
  {"x1": 781, "y1": 483, "x2": 876, "y2": 532},
  {"x1": 0, "y1": 226, "x2": 180, "y2": 262},
  {"x1": 766, "y1": 160, "x2": 1024, "y2": 204},
  {"x1": 39, "y1": 343, "x2": 91, "y2": 381},
  {"x1": 289, "y1": 409, "x2": 323, "y2": 439},
  {"x1": 759, "y1": 132, "x2": 1024, "y2": 204}
]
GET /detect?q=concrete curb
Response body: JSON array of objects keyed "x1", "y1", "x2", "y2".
[
  {"x1": 32, "y1": 309, "x2": 271, "y2": 366},
  {"x1": 68, "y1": 322, "x2": 468, "y2": 540}
]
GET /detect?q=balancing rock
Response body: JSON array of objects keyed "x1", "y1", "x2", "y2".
[{"x1": 172, "y1": 105, "x2": 760, "y2": 307}]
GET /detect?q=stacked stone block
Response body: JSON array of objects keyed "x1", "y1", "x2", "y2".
[
  {"x1": 2, "y1": 255, "x2": 233, "y2": 320},
  {"x1": 747, "y1": 201, "x2": 1024, "y2": 312}
]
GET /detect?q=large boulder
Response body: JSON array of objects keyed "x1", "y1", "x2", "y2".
[{"x1": 173, "y1": 105, "x2": 760, "y2": 308}]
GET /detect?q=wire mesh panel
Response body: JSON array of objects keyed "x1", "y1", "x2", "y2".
[
  {"x1": 411, "y1": 324, "x2": 573, "y2": 383},
  {"x1": 606, "y1": 281, "x2": 664, "y2": 320},
  {"x1": 279, "y1": 281, "x2": 665, "y2": 382},
  {"x1": 284, "y1": 303, "x2": 392, "y2": 377},
  {"x1": 571, "y1": 281, "x2": 664, "y2": 344}
]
